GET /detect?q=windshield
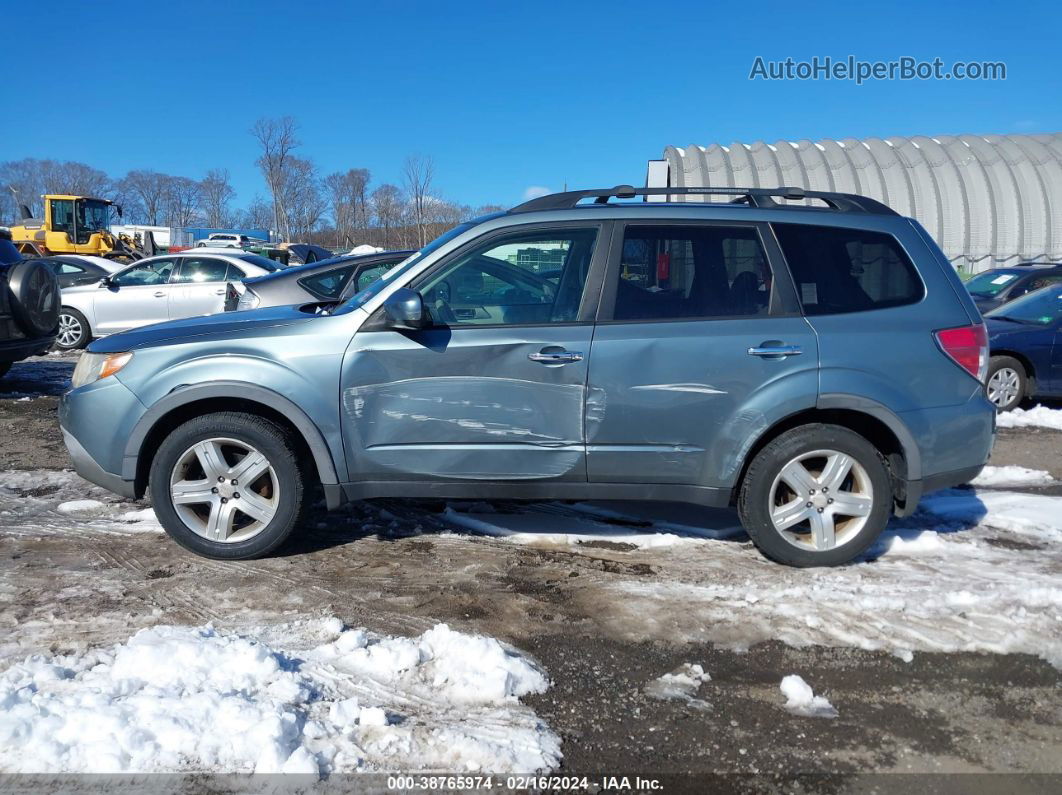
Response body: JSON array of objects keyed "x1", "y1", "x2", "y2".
[
  {"x1": 965, "y1": 270, "x2": 1023, "y2": 297},
  {"x1": 347, "y1": 221, "x2": 479, "y2": 308},
  {"x1": 986, "y1": 283, "x2": 1062, "y2": 326},
  {"x1": 77, "y1": 200, "x2": 111, "y2": 233}
]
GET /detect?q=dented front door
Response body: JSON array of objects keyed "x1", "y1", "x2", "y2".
[{"x1": 340, "y1": 325, "x2": 593, "y2": 481}]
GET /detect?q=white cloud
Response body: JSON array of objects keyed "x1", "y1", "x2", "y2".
[{"x1": 522, "y1": 186, "x2": 552, "y2": 201}]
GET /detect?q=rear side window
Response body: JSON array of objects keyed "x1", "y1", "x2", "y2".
[
  {"x1": 612, "y1": 225, "x2": 773, "y2": 321},
  {"x1": 300, "y1": 265, "x2": 355, "y2": 299},
  {"x1": 773, "y1": 224, "x2": 923, "y2": 315},
  {"x1": 174, "y1": 257, "x2": 230, "y2": 283}
]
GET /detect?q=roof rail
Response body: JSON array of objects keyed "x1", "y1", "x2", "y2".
[{"x1": 509, "y1": 185, "x2": 899, "y2": 216}]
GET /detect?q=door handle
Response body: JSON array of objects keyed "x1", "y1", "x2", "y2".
[
  {"x1": 215, "y1": 289, "x2": 226, "y2": 295},
  {"x1": 528, "y1": 351, "x2": 583, "y2": 364},
  {"x1": 748, "y1": 344, "x2": 802, "y2": 357},
  {"x1": 153, "y1": 291, "x2": 166, "y2": 298}
]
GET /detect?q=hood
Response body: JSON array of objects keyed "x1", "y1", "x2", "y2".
[
  {"x1": 971, "y1": 295, "x2": 1002, "y2": 313},
  {"x1": 88, "y1": 304, "x2": 318, "y2": 353}
]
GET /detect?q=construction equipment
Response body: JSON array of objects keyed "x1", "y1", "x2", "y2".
[{"x1": 8, "y1": 194, "x2": 155, "y2": 262}]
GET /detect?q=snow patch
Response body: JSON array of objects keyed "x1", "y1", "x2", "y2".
[
  {"x1": 779, "y1": 675, "x2": 838, "y2": 718},
  {"x1": 996, "y1": 405, "x2": 1062, "y2": 431},
  {"x1": 644, "y1": 664, "x2": 711, "y2": 710},
  {"x1": 0, "y1": 620, "x2": 558, "y2": 775},
  {"x1": 970, "y1": 465, "x2": 1054, "y2": 487}
]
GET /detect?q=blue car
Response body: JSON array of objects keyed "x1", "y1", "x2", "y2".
[{"x1": 984, "y1": 283, "x2": 1062, "y2": 410}]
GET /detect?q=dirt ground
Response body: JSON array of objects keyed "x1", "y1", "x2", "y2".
[{"x1": 1, "y1": 354, "x2": 1060, "y2": 790}]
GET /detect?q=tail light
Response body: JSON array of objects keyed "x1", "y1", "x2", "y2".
[{"x1": 935, "y1": 323, "x2": 988, "y2": 382}]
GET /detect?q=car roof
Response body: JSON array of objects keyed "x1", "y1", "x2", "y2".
[{"x1": 47, "y1": 254, "x2": 124, "y2": 271}]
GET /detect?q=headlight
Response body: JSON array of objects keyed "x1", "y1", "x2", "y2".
[{"x1": 71, "y1": 352, "x2": 133, "y2": 388}]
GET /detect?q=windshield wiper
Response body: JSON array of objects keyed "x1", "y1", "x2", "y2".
[{"x1": 990, "y1": 315, "x2": 1032, "y2": 324}]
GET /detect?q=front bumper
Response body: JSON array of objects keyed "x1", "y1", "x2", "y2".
[
  {"x1": 61, "y1": 427, "x2": 136, "y2": 499},
  {"x1": 59, "y1": 376, "x2": 146, "y2": 499}
]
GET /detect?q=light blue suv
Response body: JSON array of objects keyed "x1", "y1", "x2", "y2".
[{"x1": 59, "y1": 186, "x2": 995, "y2": 567}]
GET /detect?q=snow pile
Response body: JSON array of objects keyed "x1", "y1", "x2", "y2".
[
  {"x1": 970, "y1": 465, "x2": 1054, "y2": 487},
  {"x1": 0, "y1": 620, "x2": 558, "y2": 775},
  {"x1": 996, "y1": 405, "x2": 1062, "y2": 431},
  {"x1": 349, "y1": 244, "x2": 384, "y2": 256},
  {"x1": 920, "y1": 489, "x2": 1062, "y2": 537},
  {"x1": 644, "y1": 663, "x2": 711, "y2": 710},
  {"x1": 779, "y1": 675, "x2": 837, "y2": 718}
]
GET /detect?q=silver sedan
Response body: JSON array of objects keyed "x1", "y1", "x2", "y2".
[{"x1": 56, "y1": 251, "x2": 282, "y2": 349}]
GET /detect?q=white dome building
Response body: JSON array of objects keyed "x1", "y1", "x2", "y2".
[{"x1": 648, "y1": 133, "x2": 1062, "y2": 273}]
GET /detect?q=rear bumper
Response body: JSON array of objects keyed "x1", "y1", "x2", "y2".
[{"x1": 0, "y1": 335, "x2": 55, "y2": 363}]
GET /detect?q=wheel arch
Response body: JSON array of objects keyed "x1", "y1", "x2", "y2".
[
  {"x1": 733, "y1": 399, "x2": 919, "y2": 513},
  {"x1": 990, "y1": 349, "x2": 1036, "y2": 389},
  {"x1": 124, "y1": 382, "x2": 341, "y2": 506}
]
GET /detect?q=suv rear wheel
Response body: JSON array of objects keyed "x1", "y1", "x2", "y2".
[
  {"x1": 738, "y1": 424, "x2": 891, "y2": 567},
  {"x1": 149, "y1": 412, "x2": 311, "y2": 559}
]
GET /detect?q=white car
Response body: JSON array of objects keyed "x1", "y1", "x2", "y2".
[
  {"x1": 56, "y1": 251, "x2": 281, "y2": 349},
  {"x1": 195, "y1": 233, "x2": 252, "y2": 248}
]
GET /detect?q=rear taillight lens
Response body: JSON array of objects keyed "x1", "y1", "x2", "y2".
[{"x1": 935, "y1": 323, "x2": 988, "y2": 382}]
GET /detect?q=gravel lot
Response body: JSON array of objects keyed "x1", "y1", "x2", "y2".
[{"x1": 1, "y1": 353, "x2": 1060, "y2": 789}]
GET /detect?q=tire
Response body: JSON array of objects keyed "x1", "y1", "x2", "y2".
[
  {"x1": 55, "y1": 307, "x2": 91, "y2": 350},
  {"x1": 738, "y1": 423, "x2": 892, "y2": 567},
  {"x1": 6, "y1": 260, "x2": 60, "y2": 337},
  {"x1": 985, "y1": 355, "x2": 1025, "y2": 412},
  {"x1": 149, "y1": 411, "x2": 312, "y2": 560}
]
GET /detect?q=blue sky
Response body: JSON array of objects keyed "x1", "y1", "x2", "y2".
[{"x1": 7, "y1": 0, "x2": 1060, "y2": 210}]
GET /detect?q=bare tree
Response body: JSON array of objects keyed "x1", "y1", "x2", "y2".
[
  {"x1": 403, "y1": 154, "x2": 435, "y2": 247},
  {"x1": 238, "y1": 194, "x2": 274, "y2": 232},
  {"x1": 119, "y1": 170, "x2": 170, "y2": 225},
  {"x1": 1, "y1": 158, "x2": 113, "y2": 221},
  {"x1": 163, "y1": 176, "x2": 202, "y2": 228},
  {"x1": 324, "y1": 168, "x2": 371, "y2": 247},
  {"x1": 370, "y1": 184, "x2": 404, "y2": 249},
  {"x1": 198, "y1": 169, "x2": 236, "y2": 228},
  {"x1": 282, "y1": 157, "x2": 326, "y2": 240},
  {"x1": 251, "y1": 116, "x2": 300, "y2": 241}
]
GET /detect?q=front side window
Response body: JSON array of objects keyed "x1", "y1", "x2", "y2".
[
  {"x1": 773, "y1": 223, "x2": 924, "y2": 315},
  {"x1": 75, "y1": 200, "x2": 110, "y2": 243},
  {"x1": 412, "y1": 228, "x2": 597, "y2": 326},
  {"x1": 50, "y1": 199, "x2": 75, "y2": 235},
  {"x1": 112, "y1": 259, "x2": 176, "y2": 286},
  {"x1": 611, "y1": 225, "x2": 773, "y2": 321},
  {"x1": 174, "y1": 257, "x2": 230, "y2": 283},
  {"x1": 300, "y1": 265, "x2": 355, "y2": 299}
]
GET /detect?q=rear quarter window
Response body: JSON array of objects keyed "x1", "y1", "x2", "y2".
[{"x1": 772, "y1": 223, "x2": 924, "y2": 315}]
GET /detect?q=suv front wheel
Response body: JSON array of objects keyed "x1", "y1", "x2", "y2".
[
  {"x1": 149, "y1": 412, "x2": 311, "y2": 559},
  {"x1": 738, "y1": 424, "x2": 891, "y2": 567}
]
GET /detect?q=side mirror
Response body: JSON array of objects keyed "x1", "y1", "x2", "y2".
[
  {"x1": 99, "y1": 276, "x2": 114, "y2": 288},
  {"x1": 383, "y1": 288, "x2": 429, "y2": 330}
]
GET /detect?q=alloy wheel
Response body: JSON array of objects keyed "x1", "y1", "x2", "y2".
[
  {"x1": 169, "y1": 437, "x2": 280, "y2": 543},
  {"x1": 986, "y1": 367, "x2": 1020, "y2": 408},
  {"x1": 57, "y1": 313, "x2": 82, "y2": 348},
  {"x1": 768, "y1": 449, "x2": 874, "y2": 551}
]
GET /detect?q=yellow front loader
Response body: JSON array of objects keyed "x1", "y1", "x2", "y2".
[{"x1": 9, "y1": 194, "x2": 151, "y2": 261}]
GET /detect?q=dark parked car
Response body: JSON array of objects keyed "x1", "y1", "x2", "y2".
[
  {"x1": 226, "y1": 250, "x2": 413, "y2": 311},
  {"x1": 40, "y1": 255, "x2": 123, "y2": 288},
  {"x1": 965, "y1": 264, "x2": 1062, "y2": 313},
  {"x1": 984, "y1": 282, "x2": 1062, "y2": 410},
  {"x1": 0, "y1": 236, "x2": 61, "y2": 380}
]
